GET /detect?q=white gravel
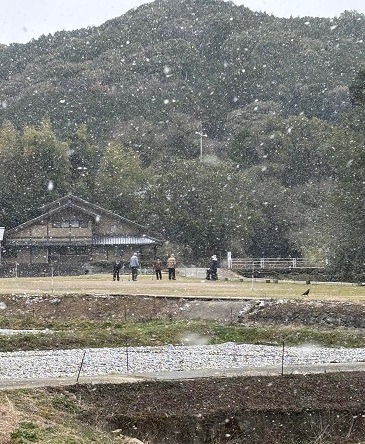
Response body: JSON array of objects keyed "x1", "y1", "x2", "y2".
[{"x1": 0, "y1": 343, "x2": 364, "y2": 380}]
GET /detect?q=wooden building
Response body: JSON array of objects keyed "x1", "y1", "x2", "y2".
[{"x1": 3, "y1": 195, "x2": 160, "y2": 269}]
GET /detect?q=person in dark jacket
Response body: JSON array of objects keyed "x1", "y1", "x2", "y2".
[
  {"x1": 113, "y1": 260, "x2": 122, "y2": 281},
  {"x1": 206, "y1": 255, "x2": 218, "y2": 280},
  {"x1": 153, "y1": 257, "x2": 162, "y2": 280}
]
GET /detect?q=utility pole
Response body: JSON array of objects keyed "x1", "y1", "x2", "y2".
[
  {"x1": 196, "y1": 123, "x2": 207, "y2": 162},
  {"x1": 251, "y1": 261, "x2": 255, "y2": 290}
]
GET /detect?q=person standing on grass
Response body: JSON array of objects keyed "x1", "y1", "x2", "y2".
[
  {"x1": 167, "y1": 254, "x2": 176, "y2": 280},
  {"x1": 113, "y1": 259, "x2": 122, "y2": 281},
  {"x1": 206, "y1": 255, "x2": 218, "y2": 280},
  {"x1": 153, "y1": 257, "x2": 163, "y2": 280},
  {"x1": 129, "y1": 252, "x2": 139, "y2": 281}
]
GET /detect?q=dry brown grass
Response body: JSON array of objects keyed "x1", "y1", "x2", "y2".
[
  {"x1": 0, "y1": 396, "x2": 19, "y2": 444},
  {"x1": 0, "y1": 273, "x2": 364, "y2": 301}
]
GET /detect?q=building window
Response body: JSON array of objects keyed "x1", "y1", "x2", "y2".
[
  {"x1": 52, "y1": 220, "x2": 88, "y2": 228},
  {"x1": 59, "y1": 246, "x2": 89, "y2": 256}
]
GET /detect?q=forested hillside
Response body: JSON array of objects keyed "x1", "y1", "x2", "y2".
[{"x1": 0, "y1": 0, "x2": 364, "y2": 278}]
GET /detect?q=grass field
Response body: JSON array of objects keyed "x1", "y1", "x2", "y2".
[{"x1": 0, "y1": 272, "x2": 364, "y2": 300}]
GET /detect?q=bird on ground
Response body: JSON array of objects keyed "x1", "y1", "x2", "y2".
[{"x1": 302, "y1": 289, "x2": 310, "y2": 296}]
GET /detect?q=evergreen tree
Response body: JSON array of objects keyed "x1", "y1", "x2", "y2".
[
  {"x1": 0, "y1": 119, "x2": 71, "y2": 227},
  {"x1": 329, "y1": 126, "x2": 365, "y2": 280},
  {"x1": 147, "y1": 160, "x2": 257, "y2": 260},
  {"x1": 0, "y1": 122, "x2": 26, "y2": 226},
  {"x1": 69, "y1": 124, "x2": 100, "y2": 197},
  {"x1": 22, "y1": 118, "x2": 71, "y2": 205},
  {"x1": 94, "y1": 143, "x2": 154, "y2": 221}
]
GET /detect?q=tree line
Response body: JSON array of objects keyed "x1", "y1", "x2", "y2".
[
  {"x1": 0, "y1": 100, "x2": 363, "y2": 281},
  {"x1": 0, "y1": 0, "x2": 364, "y2": 279}
]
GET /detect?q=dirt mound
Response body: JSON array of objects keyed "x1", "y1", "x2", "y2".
[
  {"x1": 237, "y1": 298, "x2": 365, "y2": 328},
  {"x1": 1, "y1": 294, "x2": 365, "y2": 327}
]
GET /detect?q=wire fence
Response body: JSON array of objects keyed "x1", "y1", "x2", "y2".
[{"x1": 0, "y1": 341, "x2": 363, "y2": 383}]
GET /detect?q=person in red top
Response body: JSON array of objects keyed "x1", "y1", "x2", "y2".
[{"x1": 153, "y1": 257, "x2": 162, "y2": 280}]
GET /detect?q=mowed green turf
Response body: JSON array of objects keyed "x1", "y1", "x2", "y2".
[{"x1": 0, "y1": 273, "x2": 364, "y2": 300}]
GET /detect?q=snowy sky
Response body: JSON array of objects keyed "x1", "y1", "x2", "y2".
[{"x1": 1, "y1": 0, "x2": 365, "y2": 45}]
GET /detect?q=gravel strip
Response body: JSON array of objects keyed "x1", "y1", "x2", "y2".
[
  {"x1": 0, "y1": 329, "x2": 53, "y2": 335},
  {"x1": 0, "y1": 343, "x2": 364, "y2": 380}
]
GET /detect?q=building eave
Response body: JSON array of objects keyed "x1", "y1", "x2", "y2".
[{"x1": 6, "y1": 235, "x2": 160, "y2": 247}]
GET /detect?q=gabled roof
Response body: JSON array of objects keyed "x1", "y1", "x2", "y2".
[
  {"x1": 6, "y1": 194, "x2": 161, "y2": 243},
  {"x1": 39, "y1": 194, "x2": 146, "y2": 230}
]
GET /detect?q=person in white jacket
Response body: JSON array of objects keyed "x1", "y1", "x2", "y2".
[{"x1": 129, "y1": 252, "x2": 139, "y2": 281}]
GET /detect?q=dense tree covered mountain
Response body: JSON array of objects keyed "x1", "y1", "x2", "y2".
[{"x1": 0, "y1": 0, "x2": 364, "y2": 278}]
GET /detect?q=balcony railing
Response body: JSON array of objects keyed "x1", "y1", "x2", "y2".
[{"x1": 229, "y1": 257, "x2": 326, "y2": 270}]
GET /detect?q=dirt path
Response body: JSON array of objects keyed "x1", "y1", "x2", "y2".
[{"x1": 0, "y1": 273, "x2": 364, "y2": 300}]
